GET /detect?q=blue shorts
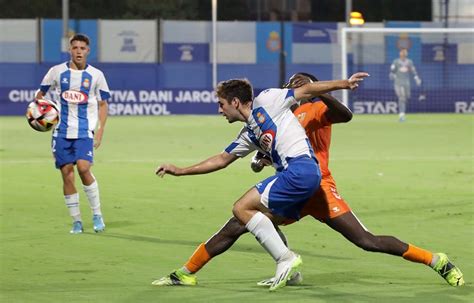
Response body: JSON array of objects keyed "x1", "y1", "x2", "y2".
[
  {"x1": 255, "y1": 156, "x2": 321, "y2": 220},
  {"x1": 52, "y1": 137, "x2": 94, "y2": 169}
]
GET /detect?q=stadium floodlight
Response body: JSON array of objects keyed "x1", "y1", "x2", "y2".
[
  {"x1": 340, "y1": 27, "x2": 474, "y2": 112},
  {"x1": 349, "y1": 12, "x2": 365, "y2": 26}
]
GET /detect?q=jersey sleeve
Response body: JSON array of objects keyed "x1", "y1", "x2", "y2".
[
  {"x1": 39, "y1": 67, "x2": 56, "y2": 94},
  {"x1": 224, "y1": 127, "x2": 257, "y2": 158},
  {"x1": 255, "y1": 88, "x2": 297, "y2": 109},
  {"x1": 282, "y1": 88, "x2": 298, "y2": 107},
  {"x1": 96, "y1": 72, "x2": 111, "y2": 101}
]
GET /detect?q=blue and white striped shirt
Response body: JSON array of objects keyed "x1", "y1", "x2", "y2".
[
  {"x1": 225, "y1": 88, "x2": 314, "y2": 171},
  {"x1": 39, "y1": 62, "x2": 111, "y2": 139}
]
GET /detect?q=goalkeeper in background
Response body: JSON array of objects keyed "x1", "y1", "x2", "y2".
[{"x1": 390, "y1": 48, "x2": 421, "y2": 122}]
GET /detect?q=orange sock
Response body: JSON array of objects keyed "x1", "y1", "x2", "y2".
[
  {"x1": 184, "y1": 243, "x2": 211, "y2": 274},
  {"x1": 402, "y1": 244, "x2": 433, "y2": 266}
]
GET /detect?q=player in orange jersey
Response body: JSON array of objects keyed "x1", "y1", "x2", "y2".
[{"x1": 152, "y1": 73, "x2": 464, "y2": 288}]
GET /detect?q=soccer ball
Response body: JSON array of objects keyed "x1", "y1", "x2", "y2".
[{"x1": 26, "y1": 99, "x2": 59, "y2": 132}]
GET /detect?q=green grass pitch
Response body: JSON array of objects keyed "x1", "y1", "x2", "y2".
[{"x1": 1, "y1": 114, "x2": 473, "y2": 302}]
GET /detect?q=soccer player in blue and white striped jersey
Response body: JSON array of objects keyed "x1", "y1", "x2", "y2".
[
  {"x1": 35, "y1": 34, "x2": 110, "y2": 234},
  {"x1": 155, "y1": 72, "x2": 368, "y2": 290}
]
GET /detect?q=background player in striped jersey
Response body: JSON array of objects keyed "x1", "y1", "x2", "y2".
[
  {"x1": 155, "y1": 72, "x2": 368, "y2": 291},
  {"x1": 35, "y1": 34, "x2": 110, "y2": 234},
  {"x1": 153, "y1": 73, "x2": 464, "y2": 288}
]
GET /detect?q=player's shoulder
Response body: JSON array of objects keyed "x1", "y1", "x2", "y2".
[
  {"x1": 49, "y1": 62, "x2": 69, "y2": 73},
  {"x1": 256, "y1": 88, "x2": 284, "y2": 98},
  {"x1": 255, "y1": 88, "x2": 291, "y2": 104},
  {"x1": 295, "y1": 101, "x2": 324, "y2": 116},
  {"x1": 300, "y1": 100, "x2": 325, "y2": 110},
  {"x1": 85, "y1": 64, "x2": 105, "y2": 76},
  {"x1": 295, "y1": 101, "x2": 328, "y2": 123}
]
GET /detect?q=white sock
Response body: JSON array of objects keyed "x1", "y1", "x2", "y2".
[
  {"x1": 64, "y1": 193, "x2": 81, "y2": 222},
  {"x1": 180, "y1": 266, "x2": 192, "y2": 274},
  {"x1": 245, "y1": 212, "x2": 289, "y2": 262},
  {"x1": 83, "y1": 180, "x2": 102, "y2": 216},
  {"x1": 430, "y1": 254, "x2": 439, "y2": 268}
]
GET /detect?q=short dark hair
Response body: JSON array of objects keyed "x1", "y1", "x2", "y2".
[
  {"x1": 294, "y1": 72, "x2": 318, "y2": 82},
  {"x1": 283, "y1": 72, "x2": 319, "y2": 88},
  {"x1": 216, "y1": 79, "x2": 253, "y2": 105},
  {"x1": 70, "y1": 34, "x2": 90, "y2": 46}
]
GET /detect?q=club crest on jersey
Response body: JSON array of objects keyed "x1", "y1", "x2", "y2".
[
  {"x1": 330, "y1": 187, "x2": 342, "y2": 200},
  {"x1": 82, "y1": 78, "x2": 90, "y2": 89},
  {"x1": 61, "y1": 90, "x2": 88, "y2": 104},
  {"x1": 256, "y1": 112, "x2": 266, "y2": 124},
  {"x1": 297, "y1": 112, "x2": 306, "y2": 122}
]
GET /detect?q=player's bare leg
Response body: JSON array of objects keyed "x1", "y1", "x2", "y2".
[
  {"x1": 152, "y1": 217, "x2": 299, "y2": 287},
  {"x1": 326, "y1": 212, "x2": 464, "y2": 286},
  {"x1": 60, "y1": 164, "x2": 82, "y2": 234},
  {"x1": 233, "y1": 187, "x2": 302, "y2": 291},
  {"x1": 77, "y1": 160, "x2": 105, "y2": 232},
  {"x1": 152, "y1": 218, "x2": 247, "y2": 286}
]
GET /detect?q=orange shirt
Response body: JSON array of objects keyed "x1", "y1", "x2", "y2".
[{"x1": 293, "y1": 101, "x2": 334, "y2": 183}]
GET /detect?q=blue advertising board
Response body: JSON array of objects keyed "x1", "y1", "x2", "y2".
[
  {"x1": 256, "y1": 22, "x2": 292, "y2": 64},
  {"x1": 42, "y1": 19, "x2": 98, "y2": 62},
  {"x1": 0, "y1": 87, "x2": 220, "y2": 116},
  {"x1": 385, "y1": 22, "x2": 422, "y2": 66},
  {"x1": 422, "y1": 43, "x2": 457, "y2": 63},
  {"x1": 350, "y1": 88, "x2": 474, "y2": 114},
  {"x1": 292, "y1": 22, "x2": 337, "y2": 43},
  {"x1": 1, "y1": 62, "x2": 472, "y2": 116},
  {"x1": 162, "y1": 43, "x2": 209, "y2": 62}
]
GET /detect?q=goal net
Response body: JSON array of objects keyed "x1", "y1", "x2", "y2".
[{"x1": 340, "y1": 27, "x2": 474, "y2": 114}]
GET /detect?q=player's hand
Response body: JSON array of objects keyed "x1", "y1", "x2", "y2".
[
  {"x1": 250, "y1": 152, "x2": 272, "y2": 173},
  {"x1": 94, "y1": 130, "x2": 104, "y2": 149},
  {"x1": 348, "y1": 72, "x2": 369, "y2": 90},
  {"x1": 94, "y1": 138, "x2": 102, "y2": 149},
  {"x1": 415, "y1": 76, "x2": 422, "y2": 86},
  {"x1": 389, "y1": 73, "x2": 396, "y2": 81},
  {"x1": 155, "y1": 164, "x2": 179, "y2": 177}
]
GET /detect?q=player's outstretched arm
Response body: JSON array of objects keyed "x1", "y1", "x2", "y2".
[
  {"x1": 294, "y1": 72, "x2": 369, "y2": 100},
  {"x1": 155, "y1": 152, "x2": 238, "y2": 177}
]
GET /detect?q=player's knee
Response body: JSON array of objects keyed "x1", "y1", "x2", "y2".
[
  {"x1": 60, "y1": 166, "x2": 74, "y2": 181},
  {"x1": 232, "y1": 204, "x2": 252, "y2": 225},
  {"x1": 76, "y1": 164, "x2": 91, "y2": 177},
  {"x1": 232, "y1": 205, "x2": 243, "y2": 222}
]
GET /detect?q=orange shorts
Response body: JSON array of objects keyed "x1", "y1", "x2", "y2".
[{"x1": 283, "y1": 180, "x2": 351, "y2": 225}]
